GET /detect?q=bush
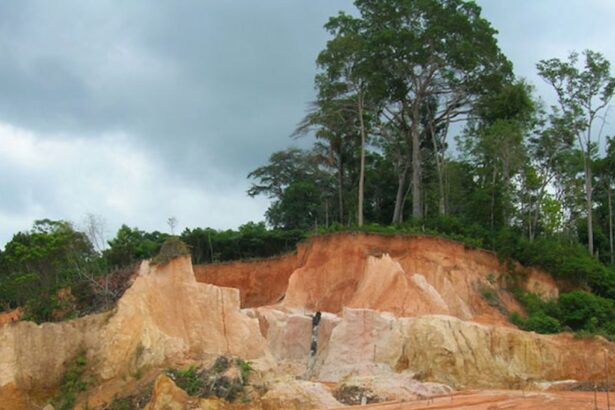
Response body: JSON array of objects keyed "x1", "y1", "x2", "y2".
[
  {"x1": 524, "y1": 312, "x2": 561, "y2": 334},
  {"x1": 511, "y1": 290, "x2": 615, "y2": 338},
  {"x1": 165, "y1": 356, "x2": 253, "y2": 402},
  {"x1": 557, "y1": 291, "x2": 614, "y2": 331},
  {"x1": 50, "y1": 350, "x2": 89, "y2": 410},
  {"x1": 151, "y1": 237, "x2": 191, "y2": 266}
]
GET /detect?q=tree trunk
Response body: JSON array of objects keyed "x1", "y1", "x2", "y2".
[
  {"x1": 584, "y1": 154, "x2": 594, "y2": 255},
  {"x1": 608, "y1": 183, "x2": 614, "y2": 265},
  {"x1": 392, "y1": 165, "x2": 409, "y2": 224},
  {"x1": 490, "y1": 167, "x2": 497, "y2": 231},
  {"x1": 411, "y1": 106, "x2": 422, "y2": 220},
  {"x1": 357, "y1": 92, "x2": 366, "y2": 227},
  {"x1": 337, "y1": 160, "x2": 344, "y2": 224}
]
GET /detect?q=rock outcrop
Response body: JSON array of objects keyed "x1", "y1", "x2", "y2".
[
  {"x1": 0, "y1": 256, "x2": 268, "y2": 407},
  {"x1": 197, "y1": 233, "x2": 554, "y2": 324},
  {"x1": 194, "y1": 253, "x2": 302, "y2": 308},
  {"x1": 1, "y1": 233, "x2": 610, "y2": 410}
]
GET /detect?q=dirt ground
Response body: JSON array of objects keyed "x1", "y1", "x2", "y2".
[{"x1": 332, "y1": 390, "x2": 614, "y2": 409}]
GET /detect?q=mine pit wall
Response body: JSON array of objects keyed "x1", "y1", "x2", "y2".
[
  {"x1": 281, "y1": 233, "x2": 531, "y2": 320},
  {"x1": 0, "y1": 256, "x2": 270, "y2": 407},
  {"x1": 194, "y1": 250, "x2": 303, "y2": 308},
  {"x1": 0, "y1": 315, "x2": 105, "y2": 392},
  {"x1": 248, "y1": 305, "x2": 615, "y2": 390},
  {"x1": 194, "y1": 233, "x2": 560, "y2": 322}
]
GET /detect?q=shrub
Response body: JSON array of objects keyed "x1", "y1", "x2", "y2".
[
  {"x1": 151, "y1": 237, "x2": 191, "y2": 266},
  {"x1": 50, "y1": 350, "x2": 89, "y2": 410},
  {"x1": 511, "y1": 290, "x2": 615, "y2": 338},
  {"x1": 557, "y1": 291, "x2": 614, "y2": 331},
  {"x1": 165, "y1": 356, "x2": 252, "y2": 402},
  {"x1": 523, "y1": 312, "x2": 561, "y2": 334}
]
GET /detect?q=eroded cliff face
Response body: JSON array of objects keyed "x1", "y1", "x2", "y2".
[
  {"x1": 0, "y1": 233, "x2": 608, "y2": 410},
  {"x1": 0, "y1": 256, "x2": 269, "y2": 408},
  {"x1": 194, "y1": 252, "x2": 302, "y2": 308},
  {"x1": 196, "y1": 233, "x2": 554, "y2": 325},
  {"x1": 281, "y1": 234, "x2": 525, "y2": 322},
  {"x1": 246, "y1": 306, "x2": 615, "y2": 390}
]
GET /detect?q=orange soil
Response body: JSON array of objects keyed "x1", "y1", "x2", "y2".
[
  {"x1": 194, "y1": 251, "x2": 302, "y2": 307},
  {"x1": 0, "y1": 308, "x2": 22, "y2": 327},
  {"x1": 195, "y1": 233, "x2": 559, "y2": 326},
  {"x1": 333, "y1": 390, "x2": 614, "y2": 410}
]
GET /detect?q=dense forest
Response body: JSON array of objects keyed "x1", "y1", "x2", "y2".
[{"x1": 1, "y1": 0, "x2": 615, "y2": 339}]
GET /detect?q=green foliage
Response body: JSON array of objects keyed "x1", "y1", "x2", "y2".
[
  {"x1": 50, "y1": 350, "x2": 89, "y2": 410},
  {"x1": 557, "y1": 291, "x2": 614, "y2": 331},
  {"x1": 150, "y1": 237, "x2": 190, "y2": 266},
  {"x1": 181, "y1": 222, "x2": 305, "y2": 265},
  {"x1": 103, "y1": 225, "x2": 169, "y2": 268},
  {"x1": 236, "y1": 359, "x2": 253, "y2": 385},
  {"x1": 247, "y1": 148, "x2": 335, "y2": 230},
  {"x1": 166, "y1": 365, "x2": 202, "y2": 397},
  {"x1": 0, "y1": 220, "x2": 98, "y2": 322},
  {"x1": 511, "y1": 290, "x2": 615, "y2": 338},
  {"x1": 165, "y1": 357, "x2": 252, "y2": 402}
]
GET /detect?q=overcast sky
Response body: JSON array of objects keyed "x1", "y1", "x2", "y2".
[{"x1": 1, "y1": 1, "x2": 614, "y2": 248}]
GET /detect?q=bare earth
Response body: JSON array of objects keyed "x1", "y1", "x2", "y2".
[{"x1": 333, "y1": 390, "x2": 613, "y2": 410}]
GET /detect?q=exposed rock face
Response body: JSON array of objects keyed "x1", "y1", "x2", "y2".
[
  {"x1": 310, "y1": 308, "x2": 615, "y2": 389},
  {"x1": 282, "y1": 234, "x2": 525, "y2": 323},
  {"x1": 0, "y1": 315, "x2": 104, "y2": 391},
  {"x1": 197, "y1": 233, "x2": 556, "y2": 323},
  {"x1": 525, "y1": 267, "x2": 559, "y2": 300},
  {"x1": 1, "y1": 233, "x2": 609, "y2": 409},
  {"x1": 144, "y1": 375, "x2": 191, "y2": 410},
  {"x1": 194, "y1": 253, "x2": 302, "y2": 308},
  {"x1": 97, "y1": 257, "x2": 268, "y2": 379},
  {"x1": 0, "y1": 256, "x2": 268, "y2": 406},
  {"x1": 144, "y1": 374, "x2": 342, "y2": 410}
]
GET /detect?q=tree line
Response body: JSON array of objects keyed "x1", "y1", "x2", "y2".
[
  {"x1": 248, "y1": 0, "x2": 615, "y2": 266},
  {"x1": 0, "y1": 220, "x2": 303, "y2": 322}
]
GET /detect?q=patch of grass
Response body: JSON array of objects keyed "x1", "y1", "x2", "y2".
[
  {"x1": 236, "y1": 359, "x2": 253, "y2": 385},
  {"x1": 165, "y1": 356, "x2": 255, "y2": 402},
  {"x1": 50, "y1": 350, "x2": 90, "y2": 410},
  {"x1": 99, "y1": 382, "x2": 154, "y2": 410},
  {"x1": 151, "y1": 237, "x2": 190, "y2": 266},
  {"x1": 166, "y1": 365, "x2": 202, "y2": 396},
  {"x1": 333, "y1": 384, "x2": 381, "y2": 405}
]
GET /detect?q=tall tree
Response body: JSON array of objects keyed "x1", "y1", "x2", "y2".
[
  {"x1": 595, "y1": 137, "x2": 615, "y2": 264},
  {"x1": 537, "y1": 50, "x2": 615, "y2": 255},
  {"x1": 247, "y1": 148, "x2": 334, "y2": 230},
  {"x1": 352, "y1": 0, "x2": 511, "y2": 222},
  {"x1": 461, "y1": 81, "x2": 536, "y2": 229},
  {"x1": 294, "y1": 98, "x2": 358, "y2": 225},
  {"x1": 315, "y1": 13, "x2": 376, "y2": 226}
]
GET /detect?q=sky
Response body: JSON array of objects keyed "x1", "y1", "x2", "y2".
[{"x1": 1, "y1": 0, "x2": 614, "y2": 248}]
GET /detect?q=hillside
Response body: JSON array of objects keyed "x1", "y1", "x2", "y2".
[{"x1": 1, "y1": 233, "x2": 613, "y2": 409}]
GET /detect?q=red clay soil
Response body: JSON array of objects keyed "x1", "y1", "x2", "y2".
[
  {"x1": 194, "y1": 251, "x2": 303, "y2": 307},
  {"x1": 0, "y1": 308, "x2": 22, "y2": 326},
  {"x1": 194, "y1": 233, "x2": 557, "y2": 325},
  {"x1": 331, "y1": 390, "x2": 614, "y2": 409}
]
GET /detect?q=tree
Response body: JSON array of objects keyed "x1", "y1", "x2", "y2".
[
  {"x1": 104, "y1": 225, "x2": 168, "y2": 267},
  {"x1": 351, "y1": 0, "x2": 511, "y2": 222},
  {"x1": 0, "y1": 220, "x2": 96, "y2": 320},
  {"x1": 247, "y1": 148, "x2": 334, "y2": 229},
  {"x1": 294, "y1": 98, "x2": 358, "y2": 225},
  {"x1": 537, "y1": 50, "x2": 615, "y2": 255},
  {"x1": 314, "y1": 12, "x2": 377, "y2": 226},
  {"x1": 595, "y1": 137, "x2": 615, "y2": 264},
  {"x1": 460, "y1": 81, "x2": 535, "y2": 230}
]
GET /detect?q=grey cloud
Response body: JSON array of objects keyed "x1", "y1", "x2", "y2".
[
  {"x1": 1, "y1": 1, "x2": 615, "y2": 247},
  {"x1": 0, "y1": 1, "x2": 353, "y2": 180}
]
